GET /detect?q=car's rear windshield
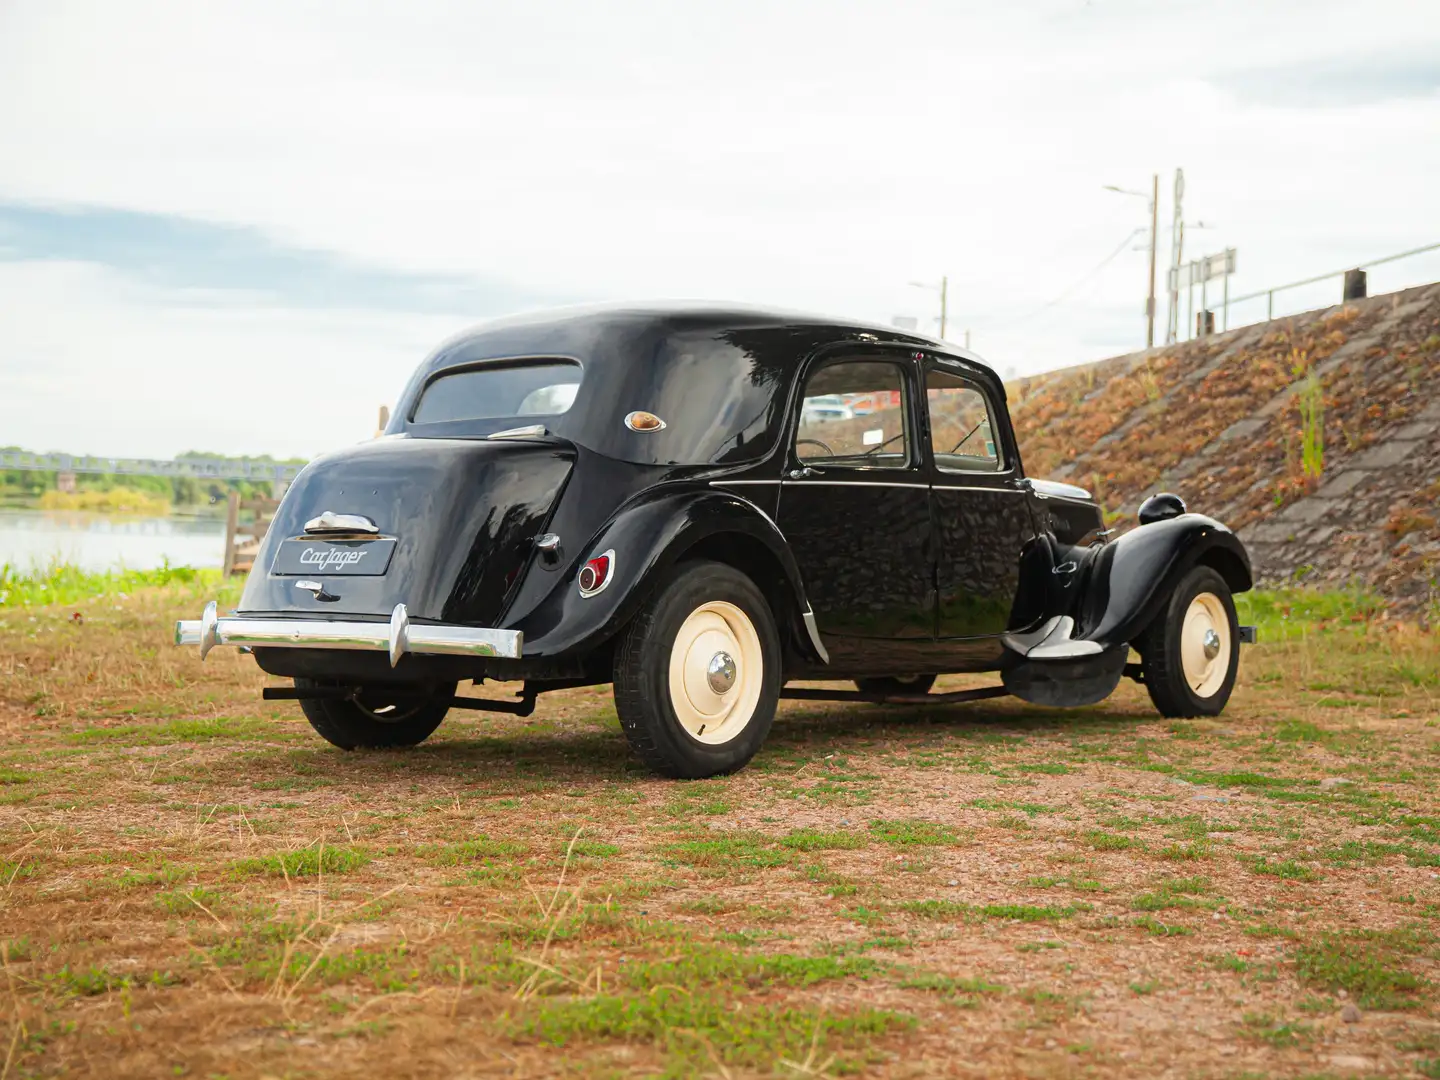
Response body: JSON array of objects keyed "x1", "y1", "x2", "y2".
[{"x1": 411, "y1": 360, "x2": 582, "y2": 424}]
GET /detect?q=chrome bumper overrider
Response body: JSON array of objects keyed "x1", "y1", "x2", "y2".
[{"x1": 174, "y1": 602, "x2": 523, "y2": 666}]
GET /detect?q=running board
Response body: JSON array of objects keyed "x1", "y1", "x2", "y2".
[
  {"x1": 781, "y1": 685, "x2": 1010, "y2": 706},
  {"x1": 1002, "y1": 615, "x2": 1103, "y2": 659}
]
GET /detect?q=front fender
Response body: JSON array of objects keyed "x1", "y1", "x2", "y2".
[
  {"x1": 511, "y1": 485, "x2": 817, "y2": 660},
  {"x1": 1075, "y1": 513, "x2": 1252, "y2": 649}
]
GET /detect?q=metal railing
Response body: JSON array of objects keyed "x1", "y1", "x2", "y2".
[{"x1": 1219, "y1": 240, "x2": 1440, "y2": 332}]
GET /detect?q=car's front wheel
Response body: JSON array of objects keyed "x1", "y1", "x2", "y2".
[
  {"x1": 295, "y1": 678, "x2": 455, "y2": 749},
  {"x1": 612, "y1": 560, "x2": 780, "y2": 778},
  {"x1": 1137, "y1": 566, "x2": 1239, "y2": 718}
]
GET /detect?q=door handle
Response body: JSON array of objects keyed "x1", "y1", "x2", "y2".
[{"x1": 788, "y1": 466, "x2": 819, "y2": 479}]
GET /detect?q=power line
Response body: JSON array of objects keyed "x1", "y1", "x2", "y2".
[{"x1": 972, "y1": 226, "x2": 1146, "y2": 333}]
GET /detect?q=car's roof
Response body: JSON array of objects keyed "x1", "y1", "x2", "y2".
[{"x1": 424, "y1": 301, "x2": 999, "y2": 377}]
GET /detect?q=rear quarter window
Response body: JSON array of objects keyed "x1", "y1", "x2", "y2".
[{"x1": 411, "y1": 361, "x2": 582, "y2": 424}]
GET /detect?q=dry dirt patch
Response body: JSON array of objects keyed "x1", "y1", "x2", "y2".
[{"x1": 2, "y1": 591, "x2": 1439, "y2": 1077}]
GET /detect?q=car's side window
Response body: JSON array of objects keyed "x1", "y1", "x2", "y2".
[
  {"x1": 926, "y1": 368, "x2": 1002, "y2": 473},
  {"x1": 794, "y1": 364, "x2": 904, "y2": 469},
  {"x1": 794, "y1": 361, "x2": 910, "y2": 469}
]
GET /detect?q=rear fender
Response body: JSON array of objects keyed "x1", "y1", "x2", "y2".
[
  {"x1": 1074, "y1": 513, "x2": 1252, "y2": 649},
  {"x1": 511, "y1": 487, "x2": 824, "y2": 662}
]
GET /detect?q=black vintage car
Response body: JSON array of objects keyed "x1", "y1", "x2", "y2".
[{"x1": 177, "y1": 304, "x2": 1255, "y2": 778}]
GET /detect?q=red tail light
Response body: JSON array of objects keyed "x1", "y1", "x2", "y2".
[{"x1": 577, "y1": 550, "x2": 614, "y2": 597}]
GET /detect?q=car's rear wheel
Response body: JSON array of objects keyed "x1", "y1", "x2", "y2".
[
  {"x1": 854, "y1": 674, "x2": 937, "y2": 696},
  {"x1": 1137, "y1": 566, "x2": 1239, "y2": 718},
  {"x1": 612, "y1": 560, "x2": 780, "y2": 778},
  {"x1": 295, "y1": 677, "x2": 455, "y2": 749}
]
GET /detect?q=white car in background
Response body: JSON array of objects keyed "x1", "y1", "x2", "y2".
[{"x1": 800, "y1": 394, "x2": 855, "y2": 424}]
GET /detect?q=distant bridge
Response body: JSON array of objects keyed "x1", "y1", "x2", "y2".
[{"x1": 1, "y1": 450, "x2": 305, "y2": 484}]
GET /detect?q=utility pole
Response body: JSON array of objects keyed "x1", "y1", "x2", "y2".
[
  {"x1": 1103, "y1": 179, "x2": 1160, "y2": 348},
  {"x1": 908, "y1": 277, "x2": 949, "y2": 340},
  {"x1": 1146, "y1": 173, "x2": 1158, "y2": 349},
  {"x1": 1166, "y1": 168, "x2": 1185, "y2": 346}
]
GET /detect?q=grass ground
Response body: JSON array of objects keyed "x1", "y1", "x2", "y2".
[{"x1": 2, "y1": 582, "x2": 1439, "y2": 1078}]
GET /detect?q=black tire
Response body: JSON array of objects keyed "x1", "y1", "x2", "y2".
[
  {"x1": 295, "y1": 677, "x2": 455, "y2": 749},
  {"x1": 854, "y1": 674, "x2": 937, "y2": 696},
  {"x1": 612, "y1": 560, "x2": 781, "y2": 778},
  {"x1": 1137, "y1": 566, "x2": 1240, "y2": 718}
]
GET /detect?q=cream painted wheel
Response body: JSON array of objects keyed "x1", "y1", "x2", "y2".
[
  {"x1": 613, "y1": 560, "x2": 780, "y2": 778},
  {"x1": 1140, "y1": 565, "x2": 1240, "y2": 719},
  {"x1": 1180, "y1": 592, "x2": 1231, "y2": 698},
  {"x1": 667, "y1": 600, "x2": 764, "y2": 745}
]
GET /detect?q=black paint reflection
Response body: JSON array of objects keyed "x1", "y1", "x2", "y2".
[{"x1": 779, "y1": 482, "x2": 933, "y2": 640}]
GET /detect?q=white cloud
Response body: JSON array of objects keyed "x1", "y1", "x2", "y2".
[
  {"x1": 1, "y1": 0, "x2": 1438, "y2": 455},
  {"x1": 0, "y1": 261, "x2": 461, "y2": 457}
]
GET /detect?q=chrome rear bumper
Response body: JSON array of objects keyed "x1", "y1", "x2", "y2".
[{"x1": 174, "y1": 601, "x2": 523, "y2": 666}]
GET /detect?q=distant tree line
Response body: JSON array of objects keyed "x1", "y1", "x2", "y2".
[{"x1": 1, "y1": 447, "x2": 309, "y2": 507}]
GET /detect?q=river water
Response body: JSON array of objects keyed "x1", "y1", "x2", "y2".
[{"x1": 0, "y1": 509, "x2": 227, "y2": 571}]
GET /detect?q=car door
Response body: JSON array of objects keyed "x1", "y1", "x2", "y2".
[
  {"x1": 777, "y1": 353, "x2": 934, "y2": 654},
  {"x1": 923, "y1": 360, "x2": 1036, "y2": 639}
]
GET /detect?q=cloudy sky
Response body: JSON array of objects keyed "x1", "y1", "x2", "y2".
[{"x1": 2, "y1": 0, "x2": 1438, "y2": 459}]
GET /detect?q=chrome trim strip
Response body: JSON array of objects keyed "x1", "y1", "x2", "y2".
[
  {"x1": 717, "y1": 478, "x2": 1023, "y2": 494},
  {"x1": 801, "y1": 608, "x2": 830, "y2": 665},
  {"x1": 175, "y1": 603, "x2": 523, "y2": 661},
  {"x1": 304, "y1": 511, "x2": 379, "y2": 534},
  {"x1": 779, "y1": 480, "x2": 928, "y2": 489},
  {"x1": 931, "y1": 484, "x2": 1023, "y2": 494},
  {"x1": 487, "y1": 424, "x2": 548, "y2": 440}
]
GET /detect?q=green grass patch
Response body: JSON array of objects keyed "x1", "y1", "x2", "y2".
[
  {"x1": 1131, "y1": 877, "x2": 1218, "y2": 912},
  {"x1": 779, "y1": 828, "x2": 868, "y2": 851},
  {"x1": 1131, "y1": 915, "x2": 1190, "y2": 937},
  {"x1": 417, "y1": 836, "x2": 528, "y2": 865},
  {"x1": 660, "y1": 833, "x2": 791, "y2": 870},
  {"x1": 898, "y1": 899, "x2": 1079, "y2": 923},
  {"x1": 1235, "y1": 587, "x2": 1387, "y2": 641},
  {"x1": 231, "y1": 845, "x2": 369, "y2": 878},
  {"x1": 898, "y1": 971, "x2": 1004, "y2": 998},
  {"x1": 1240, "y1": 1011, "x2": 1313, "y2": 1047},
  {"x1": 1294, "y1": 936, "x2": 1426, "y2": 1009},
  {"x1": 1274, "y1": 719, "x2": 1338, "y2": 745},
  {"x1": 1155, "y1": 841, "x2": 1212, "y2": 861},
  {"x1": 0, "y1": 560, "x2": 224, "y2": 609},
  {"x1": 1084, "y1": 830, "x2": 1143, "y2": 852},
  {"x1": 868, "y1": 819, "x2": 966, "y2": 847},
  {"x1": 67, "y1": 716, "x2": 273, "y2": 746},
  {"x1": 620, "y1": 949, "x2": 879, "y2": 991},
  {"x1": 1244, "y1": 855, "x2": 1321, "y2": 882},
  {"x1": 969, "y1": 798, "x2": 1056, "y2": 816},
  {"x1": 508, "y1": 989, "x2": 912, "y2": 1070}
]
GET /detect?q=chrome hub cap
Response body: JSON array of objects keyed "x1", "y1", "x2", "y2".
[
  {"x1": 1202, "y1": 628, "x2": 1221, "y2": 660},
  {"x1": 668, "y1": 601, "x2": 763, "y2": 745},
  {"x1": 706, "y1": 651, "x2": 737, "y2": 694},
  {"x1": 1181, "y1": 592, "x2": 1231, "y2": 698}
]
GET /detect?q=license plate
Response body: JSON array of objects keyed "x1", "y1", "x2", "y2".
[{"x1": 271, "y1": 538, "x2": 397, "y2": 576}]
